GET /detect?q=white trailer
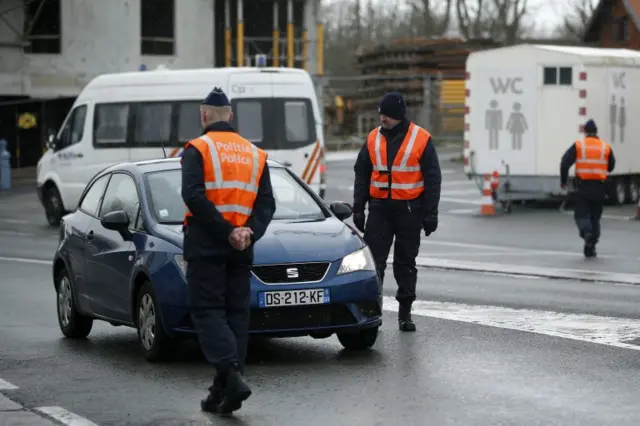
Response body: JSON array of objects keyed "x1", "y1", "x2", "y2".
[{"x1": 463, "y1": 44, "x2": 640, "y2": 209}]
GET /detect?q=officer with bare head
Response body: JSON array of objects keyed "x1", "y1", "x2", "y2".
[{"x1": 181, "y1": 87, "x2": 276, "y2": 414}]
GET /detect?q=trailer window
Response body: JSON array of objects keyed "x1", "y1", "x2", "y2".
[
  {"x1": 543, "y1": 67, "x2": 557, "y2": 85},
  {"x1": 133, "y1": 102, "x2": 172, "y2": 145},
  {"x1": 559, "y1": 67, "x2": 572, "y2": 85},
  {"x1": 94, "y1": 104, "x2": 130, "y2": 146}
]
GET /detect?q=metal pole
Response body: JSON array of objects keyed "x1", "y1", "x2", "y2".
[
  {"x1": 237, "y1": 0, "x2": 244, "y2": 67},
  {"x1": 316, "y1": 5, "x2": 324, "y2": 77},
  {"x1": 224, "y1": 0, "x2": 231, "y2": 66},
  {"x1": 287, "y1": 0, "x2": 294, "y2": 68},
  {"x1": 273, "y1": 1, "x2": 279, "y2": 67}
]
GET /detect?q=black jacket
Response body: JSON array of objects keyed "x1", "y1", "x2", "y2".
[
  {"x1": 181, "y1": 121, "x2": 276, "y2": 260},
  {"x1": 560, "y1": 137, "x2": 616, "y2": 200},
  {"x1": 353, "y1": 118, "x2": 442, "y2": 218}
]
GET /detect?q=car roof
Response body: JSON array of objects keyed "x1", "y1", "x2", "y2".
[{"x1": 99, "y1": 157, "x2": 285, "y2": 175}]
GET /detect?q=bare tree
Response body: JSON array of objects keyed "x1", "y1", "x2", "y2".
[
  {"x1": 557, "y1": 0, "x2": 598, "y2": 40},
  {"x1": 406, "y1": 0, "x2": 454, "y2": 37},
  {"x1": 455, "y1": 0, "x2": 532, "y2": 43}
]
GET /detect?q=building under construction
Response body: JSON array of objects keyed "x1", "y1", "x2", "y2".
[{"x1": 0, "y1": 0, "x2": 323, "y2": 168}]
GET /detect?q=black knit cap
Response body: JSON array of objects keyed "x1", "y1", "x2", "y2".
[
  {"x1": 203, "y1": 87, "x2": 230, "y2": 106},
  {"x1": 378, "y1": 91, "x2": 406, "y2": 120},
  {"x1": 584, "y1": 119, "x2": 597, "y2": 134}
]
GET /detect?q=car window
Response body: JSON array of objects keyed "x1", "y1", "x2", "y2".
[
  {"x1": 78, "y1": 174, "x2": 110, "y2": 216},
  {"x1": 143, "y1": 166, "x2": 325, "y2": 224},
  {"x1": 284, "y1": 101, "x2": 309, "y2": 143},
  {"x1": 145, "y1": 169, "x2": 186, "y2": 223},
  {"x1": 270, "y1": 168, "x2": 325, "y2": 220},
  {"x1": 133, "y1": 102, "x2": 172, "y2": 145},
  {"x1": 94, "y1": 103, "x2": 129, "y2": 145},
  {"x1": 99, "y1": 173, "x2": 141, "y2": 229},
  {"x1": 57, "y1": 105, "x2": 87, "y2": 150},
  {"x1": 177, "y1": 101, "x2": 202, "y2": 143}
]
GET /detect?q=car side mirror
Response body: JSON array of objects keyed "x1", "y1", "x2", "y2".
[
  {"x1": 329, "y1": 201, "x2": 352, "y2": 221},
  {"x1": 101, "y1": 210, "x2": 132, "y2": 240}
]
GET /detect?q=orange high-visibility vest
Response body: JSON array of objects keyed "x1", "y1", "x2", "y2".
[
  {"x1": 366, "y1": 122, "x2": 430, "y2": 200},
  {"x1": 574, "y1": 136, "x2": 610, "y2": 181},
  {"x1": 183, "y1": 131, "x2": 267, "y2": 227}
]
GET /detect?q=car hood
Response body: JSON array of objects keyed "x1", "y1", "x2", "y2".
[{"x1": 154, "y1": 218, "x2": 364, "y2": 264}]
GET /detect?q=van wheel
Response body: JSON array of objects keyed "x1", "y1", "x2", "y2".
[{"x1": 44, "y1": 185, "x2": 64, "y2": 227}]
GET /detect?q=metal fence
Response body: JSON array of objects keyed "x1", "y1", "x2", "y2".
[{"x1": 314, "y1": 72, "x2": 466, "y2": 150}]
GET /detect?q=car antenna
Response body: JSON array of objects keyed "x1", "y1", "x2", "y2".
[{"x1": 160, "y1": 139, "x2": 167, "y2": 158}]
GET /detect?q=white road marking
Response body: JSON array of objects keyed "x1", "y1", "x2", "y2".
[
  {"x1": 441, "y1": 180, "x2": 477, "y2": 187},
  {"x1": 445, "y1": 208, "x2": 477, "y2": 214},
  {"x1": 0, "y1": 218, "x2": 32, "y2": 224},
  {"x1": 439, "y1": 197, "x2": 484, "y2": 205},
  {"x1": 439, "y1": 189, "x2": 479, "y2": 196},
  {"x1": 0, "y1": 230, "x2": 37, "y2": 237},
  {"x1": 0, "y1": 378, "x2": 18, "y2": 390},
  {"x1": 0, "y1": 256, "x2": 52, "y2": 265},
  {"x1": 35, "y1": 407, "x2": 100, "y2": 426},
  {"x1": 382, "y1": 296, "x2": 640, "y2": 350},
  {"x1": 560, "y1": 209, "x2": 635, "y2": 221}
]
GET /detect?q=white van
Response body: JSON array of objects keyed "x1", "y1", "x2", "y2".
[{"x1": 36, "y1": 67, "x2": 327, "y2": 226}]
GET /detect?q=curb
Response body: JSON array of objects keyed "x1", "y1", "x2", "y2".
[{"x1": 408, "y1": 257, "x2": 640, "y2": 285}]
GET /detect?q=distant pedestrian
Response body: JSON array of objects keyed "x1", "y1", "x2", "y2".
[
  {"x1": 560, "y1": 119, "x2": 615, "y2": 258},
  {"x1": 352, "y1": 91, "x2": 442, "y2": 332},
  {"x1": 181, "y1": 87, "x2": 276, "y2": 414}
]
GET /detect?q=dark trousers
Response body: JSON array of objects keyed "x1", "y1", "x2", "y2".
[
  {"x1": 363, "y1": 201, "x2": 423, "y2": 305},
  {"x1": 574, "y1": 195, "x2": 603, "y2": 244},
  {"x1": 187, "y1": 256, "x2": 251, "y2": 374}
]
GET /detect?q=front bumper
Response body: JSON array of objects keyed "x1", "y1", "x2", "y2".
[{"x1": 164, "y1": 270, "x2": 382, "y2": 337}]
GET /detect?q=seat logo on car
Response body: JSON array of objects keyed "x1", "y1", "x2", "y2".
[{"x1": 286, "y1": 268, "x2": 299, "y2": 279}]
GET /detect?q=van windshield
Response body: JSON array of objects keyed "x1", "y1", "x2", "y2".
[{"x1": 144, "y1": 167, "x2": 326, "y2": 224}]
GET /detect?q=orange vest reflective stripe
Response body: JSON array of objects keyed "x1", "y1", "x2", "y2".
[
  {"x1": 183, "y1": 131, "x2": 267, "y2": 227},
  {"x1": 575, "y1": 137, "x2": 610, "y2": 181},
  {"x1": 367, "y1": 122, "x2": 430, "y2": 200}
]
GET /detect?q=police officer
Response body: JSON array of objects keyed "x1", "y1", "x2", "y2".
[
  {"x1": 560, "y1": 119, "x2": 615, "y2": 258},
  {"x1": 353, "y1": 91, "x2": 442, "y2": 332},
  {"x1": 181, "y1": 87, "x2": 276, "y2": 414}
]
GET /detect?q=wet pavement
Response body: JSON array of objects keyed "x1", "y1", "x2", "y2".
[{"x1": 2, "y1": 154, "x2": 640, "y2": 425}]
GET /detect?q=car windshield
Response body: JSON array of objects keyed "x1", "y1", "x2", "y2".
[{"x1": 144, "y1": 166, "x2": 326, "y2": 224}]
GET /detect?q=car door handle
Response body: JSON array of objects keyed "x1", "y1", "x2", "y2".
[
  {"x1": 76, "y1": 153, "x2": 83, "y2": 158},
  {"x1": 283, "y1": 161, "x2": 292, "y2": 167},
  {"x1": 86, "y1": 230, "x2": 94, "y2": 240}
]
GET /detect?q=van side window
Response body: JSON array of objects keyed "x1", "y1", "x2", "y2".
[
  {"x1": 284, "y1": 101, "x2": 310, "y2": 143},
  {"x1": 235, "y1": 101, "x2": 263, "y2": 143},
  {"x1": 177, "y1": 101, "x2": 202, "y2": 143},
  {"x1": 134, "y1": 102, "x2": 172, "y2": 145},
  {"x1": 94, "y1": 103, "x2": 129, "y2": 145},
  {"x1": 58, "y1": 105, "x2": 88, "y2": 151}
]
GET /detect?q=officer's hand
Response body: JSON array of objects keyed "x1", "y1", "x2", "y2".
[
  {"x1": 422, "y1": 216, "x2": 438, "y2": 236},
  {"x1": 229, "y1": 227, "x2": 253, "y2": 250},
  {"x1": 353, "y1": 212, "x2": 366, "y2": 233}
]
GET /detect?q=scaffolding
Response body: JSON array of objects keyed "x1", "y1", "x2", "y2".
[{"x1": 0, "y1": 0, "x2": 53, "y2": 49}]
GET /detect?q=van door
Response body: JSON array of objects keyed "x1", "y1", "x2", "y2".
[{"x1": 228, "y1": 72, "x2": 278, "y2": 155}]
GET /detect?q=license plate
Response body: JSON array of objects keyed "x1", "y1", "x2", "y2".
[{"x1": 258, "y1": 289, "x2": 330, "y2": 307}]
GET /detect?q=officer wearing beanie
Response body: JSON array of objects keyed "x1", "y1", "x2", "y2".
[
  {"x1": 353, "y1": 91, "x2": 442, "y2": 332},
  {"x1": 560, "y1": 119, "x2": 615, "y2": 258},
  {"x1": 181, "y1": 87, "x2": 275, "y2": 414}
]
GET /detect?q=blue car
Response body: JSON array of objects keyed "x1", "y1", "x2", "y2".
[{"x1": 53, "y1": 158, "x2": 382, "y2": 361}]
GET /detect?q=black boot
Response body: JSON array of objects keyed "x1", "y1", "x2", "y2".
[
  {"x1": 583, "y1": 233, "x2": 596, "y2": 258},
  {"x1": 216, "y1": 364, "x2": 252, "y2": 414},
  {"x1": 200, "y1": 374, "x2": 226, "y2": 413},
  {"x1": 398, "y1": 303, "x2": 416, "y2": 332}
]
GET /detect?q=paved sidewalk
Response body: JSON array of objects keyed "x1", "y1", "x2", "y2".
[{"x1": 0, "y1": 394, "x2": 59, "y2": 426}]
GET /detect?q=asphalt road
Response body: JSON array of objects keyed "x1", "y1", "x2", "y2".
[{"x1": 2, "y1": 155, "x2": 640, "y2": 425}]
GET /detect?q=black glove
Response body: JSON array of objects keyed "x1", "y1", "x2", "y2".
[
  {"x1": 353, "y1": 212, "x2": 366, "y2": 233},
  {"x1": 422, "y1": 215, "x2": 438, "y2": 236}
]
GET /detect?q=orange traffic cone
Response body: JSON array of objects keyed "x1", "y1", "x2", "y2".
[{"x1": 480, "y1": 174, "x2": 496, "y2": 216}]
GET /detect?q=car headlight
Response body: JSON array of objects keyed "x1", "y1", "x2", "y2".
[
  {"x1": 337, "y1": 246, "x2": 376, "y2": 275},
  {"x1": 174, "y1": 254, "x2": 187, "y2": 276}
]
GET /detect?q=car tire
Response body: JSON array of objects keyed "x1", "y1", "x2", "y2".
[
  {"x1": 136, "y1": 281, "x2": 172, "y2": 362},
  {"x1": 337, "y1": 327, "x2": 379, "y2": 350},
  {"x1": 44, "y1": 184, "x2": 64, "y2": 227},
  {"x1": 56, "y1": 268, "x2": 93, "y2": 338}
]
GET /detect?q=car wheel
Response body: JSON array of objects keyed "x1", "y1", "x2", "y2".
[
  {"x1": 56, "y1": 268, "x2": 93, "y2": 338},
  {"x1": 337, "y1": 327, "x2": 379, "y2": 350},
  {"x1": 136, "y1": 281, "x2": 172, "y2": 362},
  {"x1": 44, "y1": 184, "x2": 64, "y2": 227}
]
